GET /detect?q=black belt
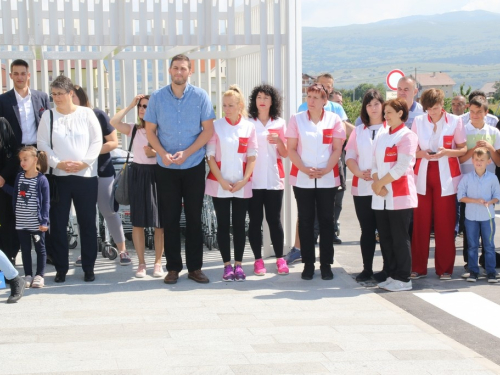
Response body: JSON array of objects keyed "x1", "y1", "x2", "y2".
[{"x1": 20, "y1": 143, "x2": 37, "y2": 149}]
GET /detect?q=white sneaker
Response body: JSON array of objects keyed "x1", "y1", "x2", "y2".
[
  {"x1": 31, "y1": 275, "x2": 45, "y2": 288},
  {"x1": 377, "y1": 277, "x2": 393, "y2": 288},
  {"x1": 24, "y1": 275, "x2": 33, "y2": 288},
  {"x1": 135, "y1": 264, "x2": 146, "y2": 278},
  {"x1": 383, "y1": 279, "x2": 412, "y2": 292}
]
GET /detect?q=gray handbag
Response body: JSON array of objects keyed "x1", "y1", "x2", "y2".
[{"x1": 113, "y1": 126, "x2": 137, "y2": 205}]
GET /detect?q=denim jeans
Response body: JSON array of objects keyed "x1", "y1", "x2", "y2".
[
  {"x1": 464, "y1": 218, "x2": 496, "y2": 275},
  {"x1": 0, "y1": 249, "x2": 18, "y2": 280}
]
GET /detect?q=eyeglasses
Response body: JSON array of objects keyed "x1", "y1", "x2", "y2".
[
  {"x1": 50, "y1": 92, "x2": 68, "y2": 98},
  {"x1": 137, "y1": 104, "x2": 148, "y2": 109}
]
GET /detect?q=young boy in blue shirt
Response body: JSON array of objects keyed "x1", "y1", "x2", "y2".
[{"x1": 458, "y1": 147, "x2": 500, "y2": 283}]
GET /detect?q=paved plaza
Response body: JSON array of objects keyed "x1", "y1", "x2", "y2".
[{"x1": 1, "y1": 179, "x2": 500, "y2": 375}]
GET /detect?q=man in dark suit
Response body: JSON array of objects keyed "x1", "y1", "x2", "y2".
[{"x1": 0, "y1": 59, "x2": 50, "y2": 264}]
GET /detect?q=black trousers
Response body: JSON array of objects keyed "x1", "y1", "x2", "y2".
[
  {"x1": 353, "y1": 195, "x2": 383, "y2": 273},
  {"x1": 293, "y1": 186, "x2": 337, "y2": 265},
  {"x1": 334, "y1": 188, "x2": 344, "y2": 232},
  {"x1": 18, "y1": 230, "x2": 46, "y2": 277},
  {"x1": 212, "y1": 197, "x2": 249, "y2": 263},
  {"x1": 155, "y1": 161, "x2": 205, "y2": 272},
  {"x1": 248, "y1": 189, "x2": 284, "y2": 259},
  {"x1": 0, "y1": 189, "x2": 19, "y2": 263},
  {"x1": 47, "y1": 176, "x2": 98, "y2": 274},
  {"x1": 374, "y1": 208, "x2": 412, "y2": 283}
]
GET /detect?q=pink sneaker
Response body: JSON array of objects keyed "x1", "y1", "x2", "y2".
[
  {"x1": 254, "y1": 259, "x2": 266, "y2": 276},
  {"x1": 276, "y1": 258, "x2": 289, "y2": 275}
]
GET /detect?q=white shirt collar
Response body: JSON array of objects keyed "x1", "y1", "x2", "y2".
[{"x1": 14, "y1": 87, "x2": 32, "y2": 102}]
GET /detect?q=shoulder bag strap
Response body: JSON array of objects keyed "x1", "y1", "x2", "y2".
[
  {"x1": 125, "y1": 126, "x2": 138, "y2": 164},
  {"x1": 49, "y1": 110, "x2": 54, "y2": 176}
]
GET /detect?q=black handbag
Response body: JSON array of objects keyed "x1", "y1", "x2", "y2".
[
  {"x1": 113, "y1": 126, "x2": 137, "y2": 205},
  {"x1": 46, "y1": 110, "x2": 59, "y2": 204}
]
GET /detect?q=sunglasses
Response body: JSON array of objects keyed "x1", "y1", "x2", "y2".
[{"x1": 137, "y1": 104, "x2": 148, "y2": 109}]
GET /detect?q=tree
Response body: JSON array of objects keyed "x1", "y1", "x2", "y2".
[
  {"x1": 459, "y1": 83, "x2": 472, "y2": 98},
  {"x1": 494, "y1": 82, "x2": 500, "y2": 102}
]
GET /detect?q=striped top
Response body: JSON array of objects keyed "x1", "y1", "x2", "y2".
[{"x1": 15, "y1": 173, "x2": 40, "y2": 231}]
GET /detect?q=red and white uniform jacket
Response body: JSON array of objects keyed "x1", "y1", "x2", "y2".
[
  {"x1": 371, "y1": 124, "x2": 418, "y2": 210},
  {"x1": 345, "y1": 123, "x2": 385, "y2": 196},
  {"x1": 285, "y1": 110, "x2": 346, "y2": 188},
  {"x1": 249, "y1": 117, "x2": 286, "y2": 190},
  {"x1": 412, "y1": 112, "x2": 466, "y2": 197},
  {"x1": 205, "y1": 117, "x2": 258, "y2": 198}
]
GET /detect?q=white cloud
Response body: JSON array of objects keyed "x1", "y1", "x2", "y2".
[{"x1": 461, "y1": 0, "x2": 500, "y2": 12}]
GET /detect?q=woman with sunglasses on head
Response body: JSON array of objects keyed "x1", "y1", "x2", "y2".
[
  {"x1": 72, "y1": 85, "x2": 131, "y2": 267},
  {"x1": 247, "y1": 84, "x2": 289, "y2": 276},
  {"x1": 37, "y1": 75, "x2": 102, "y2": 283},
  {"x1": 110, "y1": 95, "x2": 164, "y2": 279},
  {"x1": 286, "y1": 83, "x2": 345, "y2": 281}
]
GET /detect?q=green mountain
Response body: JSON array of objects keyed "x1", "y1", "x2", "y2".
[{"x1": 302, "y1": 10, "x2": 500, "y2": 91}]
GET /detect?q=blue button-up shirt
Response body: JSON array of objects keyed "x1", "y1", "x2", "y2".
[
  {"x1": 298, "y1": 101, "x2": 347, "y2": 121},
  {"x1": 457, "y1": 170, "x2": 500, "y2": 221},
  {"x1": 144, "y1": 84, "x2": 215, "y2": 169}
]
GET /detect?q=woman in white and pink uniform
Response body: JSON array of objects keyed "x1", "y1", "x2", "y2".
[
  {"x1": 286, "y1": 83, "x2": 345, "y2": 281},
  {"x1": 371, "y1": 98, "x2": 418, "y2": 292},
  {"x1": 247, "y1": 84, "x2": 289, "y2": 276},
  {"x1": 411, "y1": 88, "x2": 466, "y2": 280},
  {"x1": 205, "y1": 85, "x2": 257, "y2": 282},
  {"x1": 345, "y1": 89, "x2": 389, "y2": 283}
]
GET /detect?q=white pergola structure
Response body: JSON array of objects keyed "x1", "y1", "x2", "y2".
[{"x1": 0, "y1": 0, "x2": 302, "y2": 255}]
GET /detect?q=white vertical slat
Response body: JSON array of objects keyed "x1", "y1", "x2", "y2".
[
  {"x1": 124, "y1": 0, "x2": 133, "y2": 45},
  {"x1": 6, "y1": 52, "x2": 13, "y2": 91},
  {"x1": 2, "y1": 0, "x2": 13, "y2": 44},
  {"x1": 124, "y1": 59, "x2": 137, "y2": 123},
  {"x1": 195, "y1": 59, "x2": 201, "y2": 89},
  {"x1": 182, "y1": 0, "x2": 190, "y2": 45},
  {"x1": 205, "y1": 57, "x2": 212, "y2": 107},
  {"x1": 141, "y1": 51, "x2": 148, "y2": 94},
  {"x1": 163, "y1": 59, "x2": 170, "y2": 87},
  {"x1": 17, "y1": 0, "x2": 28, "y2": 44},
  {"x1": 108, "y1": 57, "x2": 116, "y2": 116},
  {"x1": 153, "y1": 0, "x2": 162, "y2": 45},
  {"x1": 75, "y1": 47, "x2": 83, "y2": 85},
  {"x1": 64, "y1": 0, "x2": 74, "y2": 46},
  {"x1": 109, "y1": 0, "x2": 119, "y2": 45},
  {"x1": 97, "y1": 59, "x2": 105, "y2": 110},
  {"x1": 52, "y1": 59, "x2": 60, "y2": 79},
  {"x1": 151, "y1": 50, "x2": 159, "y2": 91},
  {"x1": 227, "y1": 0, "x2": 235, "y2": 44},
  {"x1": 215, "y1": 51, "x2": 222, "y2": 118},
  {"x1": 196, "y1": 0, "x2": 205, "y2": 46},
  {"x1": 211, "y1": 1, "x2": 219, "y2": 45},
  {"x1": 168, "y1": 0, "x2": 176, "y2": 46},
  {"x1": 94, "y1": 0, "x2": 104, "y2": 46},
  {"x1": 244, "y1": 0, "x2": 251, "y2": 44},
  {"x1": 139, "y1": 0, "x2": 148, "y2": 45},
  {"x1": 49, "y1": 0, "x2": 58, "y2": 45},
  {"x1": 273, "y1": 0, "x2": 282, "y2": 90},
  {"x1": 86, "y1": 59, "x2": 94, "y2": 107},
  {"x1": 32, "y1": 0, "x2": 43, "y2": 45},
  {"x1": 40, "y1": 48, "x2": 49, "y2": 94},
  {"x1": 63, "y1": 46, "x2": 72, "y2": 79},
  {"x1": 259, "y1": 0, "x2": 268, "y2": 83},
  {"x1": 79, "y1": 0, "x2": 89, "y2": 45}
]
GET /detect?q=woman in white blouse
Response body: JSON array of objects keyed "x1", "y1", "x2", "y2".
[
  {"x1": 37, "y1": 75, "x2": 102, "y2": 283},
  {"x1": 247, "y1": 84, "x2": 289, "y2": 276},
  {"x1": 286, "y1": 83, "x2": 345, "y2": 281},
  {"x1": 205, "y1": 85, "x2": 257, "y2": 282},
  {"x1": 345, "y1": 89, "x2": 388, "y2": 283}
]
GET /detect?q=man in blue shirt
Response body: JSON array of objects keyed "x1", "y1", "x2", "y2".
[{"x1": 146, "y1": 54, "x2": 215, "y2": 284}]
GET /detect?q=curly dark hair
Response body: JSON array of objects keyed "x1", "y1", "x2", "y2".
[{"x1": 248, "y1": 84, "x2": 283, "y2": 120}]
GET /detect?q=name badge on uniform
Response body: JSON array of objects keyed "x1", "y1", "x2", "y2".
[
  {"x1": 443, "y1": 135, "x2": 453, "y2": 149},
  {"x1": 323, "y1": 129, "x2": 333, "y2": 144},
  {"x1": 238, "y1": 137, "x2": 249, "y2": 153},
  {"x1": 384, "y1": 146, "x2": 398, "y2": 162}
]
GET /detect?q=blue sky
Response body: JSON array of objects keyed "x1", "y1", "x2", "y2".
[{"x1": 302, "y1": 0, "x2": 500, "y2": 27}]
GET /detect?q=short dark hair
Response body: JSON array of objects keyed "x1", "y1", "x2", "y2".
[
  {"x1": 332, "y1": 91, "x2": 342, "y2": 97},
  {"x1": 50, "y1": 74, "x2": 75, "y2": 93},
  {"x1": 307, "y1": 83, "x2": 328, "y2": 101},
  {"x1": 170, "y1": 54, "x2": 191, "y2": 70},
  {"x1": 10, "y1": 59, "x2": 29, "y2": 71},
  {"x1": 469, "y1": 96, "x2": 489, "y2": 112},
  {"x1": 383, "y1": 98, "x2": 409, "y2": 123},
  {"x1": 248, "y1": 84, "x2": 283, "y2": 120},
  {"x1": 469, "y1": 90, "x2": 486, "y2": 102},
  {"x1": 420, "y1": 88, "x2": 445, "y2": 111},
  {"x1": 316, "y1": 73, "x2": 334, "y2": 82},
  {"x1": 360, "y1": 89, "x2": 384, "y2": 126},
  {"x1": 73, "y1": 85, "x2": 91, "y2": 108},
  {"x1": 474, "y1": 146, "x2": 491, "y2": 160}
]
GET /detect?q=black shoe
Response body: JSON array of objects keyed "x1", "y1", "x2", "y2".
[
  {"x1": 320, "y1": 264, "x2": 334, "y2": 280},
  {"x1": 333, "y1": 235, "x2": 342, "y2": 245},
  {"x1": 46, "y1": 255, "x2": 54, "y2": 265},
  {"x1": 301, "y1": 263, "x2": 315, "y2": 280},
  {"x1": 54, "y1": 272, "x2": 66, "y2": 283},
  {"x1": 355, "y1": 269, "x2": 373, "y2": 282},
  {"x1": 84, "y1": 271, "x2": 95, "y2": 282},
  {"x1": 7, "y1": 275, "x2": 26, "y2": 303},
  {"x1": 372, "y1": 270, "x2": 388, "y2": 283}
]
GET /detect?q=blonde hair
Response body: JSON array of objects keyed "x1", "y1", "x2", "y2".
[
  {"x1": 19, "y1": 146, "x2": 48, "y2": 174},
  {"x1": 223, "y1": 85, "x2": 248, "y2": 117}
]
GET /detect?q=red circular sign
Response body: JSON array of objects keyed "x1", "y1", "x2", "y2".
[{"x1": 386, "y1": 69, "x2": 405, "y2": 91}]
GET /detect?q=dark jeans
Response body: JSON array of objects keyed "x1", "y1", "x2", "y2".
[
  {"x1": 248, "y1": 189, "x2": 284, "y2": 259},
  {"x1": 353, "y1": 195, "x2": 382, "y2": 273},
  {"x1": 293, "y1": 186, "x2": 337, "y2": 265},
  {"x1": 18, "y1": 230, "x2": 46, "y2": 277},
  {"x1": 212, "y1": 197, "x2": 249, "y2": 263},
  {"x1": 375, "y1": 208, "x2": 412, "y2": 283},
  {"x1": 155, "y1": 161, "x2": 205, "y2": 272},
  {"x1": 0, "y1": 189, "x2": 19, "y2": 263},
  {"x1": 47, "y1": 176, "x2": 98, "y2": 274}
]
